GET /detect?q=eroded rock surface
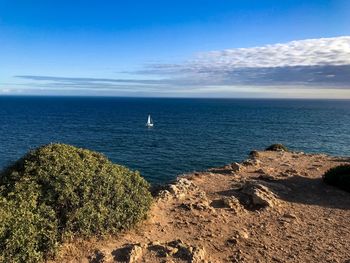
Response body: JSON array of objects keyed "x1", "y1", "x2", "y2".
[{"x1": 241, "y1": 181, "x2": 280, "y2": 208}]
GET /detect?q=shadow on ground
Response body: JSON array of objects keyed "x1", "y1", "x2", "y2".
[{"x1": 216, "y1": 175, "x2": 350, "y2": 210}]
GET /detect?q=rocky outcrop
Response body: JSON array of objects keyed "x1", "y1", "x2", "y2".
[
  {"x1": 160, "y1": 178, "x2": 200, "y2": 200},
  {"x1": 159, "y1": 178, "x2": 215, "y2": 214},
  {"x1": 108, "y1": 240, "x2": 208, "y2": 263},
  {"x1": 241, "y1": 181, "x2": 280, "y2": 208},
  {"x1": 59, "y1": 150, "x2": 350, "y2": 263},
  {"x1": 221, "y1": 196, "x2": 245, "y2": 214}
]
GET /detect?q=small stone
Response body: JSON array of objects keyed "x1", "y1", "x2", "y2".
[
  {"x1": 191, "y1": 246, "x2": 206, "y2": 262},
  {"x1": 230, "y1": 162, "x2": 243, "y2": 172},
  {"x1": 227, "y1": 229, "x2": 249, "y2": 246},
  {"x1": 128, "y1": 244, "x2": 143, "y2": 263},
  {"x1": 233, "y1": 229, "x2": 249, "y2": 239},
  {"x1": 227, "y1": 237, "x2": 238, "y2": 245},
  {"x1": 167, "y1": 247, "x2": 179, "y2": 256},
  {"x1": 283, "y1": 213, "x2": 298, "y2": 220}
]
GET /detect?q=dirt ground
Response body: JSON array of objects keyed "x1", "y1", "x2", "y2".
[{"x1": 55, "y1": 150, "x2": 350, "y2": 263}]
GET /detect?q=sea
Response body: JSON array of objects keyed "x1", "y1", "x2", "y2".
[{"x1": 0, "y1": 96, "x2": 349, "y2": 184}]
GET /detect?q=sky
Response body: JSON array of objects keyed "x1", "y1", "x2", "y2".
[{"x1": 0, "y1": 0, "x2": 350, "y2": 98}]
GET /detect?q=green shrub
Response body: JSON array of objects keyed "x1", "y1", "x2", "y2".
[
  {"x1": 323, "y1": 164, "x2": 350, "y2": 193},
  {"x1": 265, "y1": 144, "x2": 288, "y2": 152},
  {"x1": 0, "y1": 144, "x2": 152, "y2": 262}
]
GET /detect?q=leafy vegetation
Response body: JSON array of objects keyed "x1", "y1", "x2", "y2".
[
  {"x1": 323, "y1": 164, "x2": 350, "y2": 193},
  {"x1": 265, "y1": 144, "x2": 288, "y2": 152},
  {"x1": 0, "y1": 144, "x2": 152, "y2": 263}
]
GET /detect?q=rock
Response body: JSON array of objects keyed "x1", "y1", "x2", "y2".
[
  {"x1": 207, "y1": 233, "x2": 215, "y2": 238},
  {"x1": 227, "y1": 237, "x2": 238, "y2": 245},
  {"x1": 88, "y1": 249, "x2": 109, "y2": 263},
  {"x1": 222, "y1": 196, "x2": 245, "y2": 214},
  {"x1": 167, "y1": 239, "x2": 186, "y2": 248},
  {"x1": 149, "y1": 241, "x2": 161, "y2": 246},
  {"x1": 222, "y1": 196, "x2": 240, "y2": 208},
  {"x1": 241, "y1": 181, "x2": 279, "y2": 208},
  {"x1": 168, "y1": 185, "x2": 185, "y2": 199},
  {"x1": 191, "y1": 246, "x2": 206, "y2": 262},
  {"x1": 254, "y1": 159, "x2": 262, "y2": 166},
  {"x1": 158, "y1": 189, "x2": 173, "y2": 200},
  {"x1": 230, "y1": 162, "x2": 243, "y2": 172},
  {"x1": 180, "y1": 199, "x2": 212, "y2": 212},
  {"x1": 281, "y1": 163, "x2": 291, "y2": 167},
  {"x1": 178, "y1": 186, "x2": 213, "y2": 212},
  {"x1": 232, "y1": 228, "x2": 249, "y2": 239},
  {"x1": 265, "y1": 144, "x2": 288, "y2": 152},
  {"x1": 207, "y1": 162, "x2": 242, "y2": 174},
  {"x1": 237, "y1": 229, "x2": 249, "y2": 239},
  {"x1": 167, "y1": 246, "x2": 179, "y2": 256},
  {"x1": 243, "y1": 159, "x2": 262, "y2": 167},
  {"x1": 146, "y1": 240, "x2": 207, "y2": 262},
  {"x1": 148, "y1": 241, "x2": 175, "y2": 258},
  {"x1": 166, "y1": 240, "x2": 192, "y2": 259},
  {"x1": 128, "y1": 244, "x2": 143, "y2": 263},
  {"x1": 179, "y1": 203, "x2": 192, "y2": 211},
  {"x1": 283, "y1": 213, "x2": 298, "y2": 220},
  {"x1": 161, "y1": 178, "x2": 200, "y2": 200},
  {"x1": 227, "y1": 229, "x2": 249, "y2": 247},
  {"x1": 192, "y1": 201, "x2": 210, "y2": 211},
  {"x1": 112, "y1": 244, "x2": 144, "y2": 263}
]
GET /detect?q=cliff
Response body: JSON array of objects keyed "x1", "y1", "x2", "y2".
[{"x1": 55, "y1": 150, "x2": 350, "y2": 263}]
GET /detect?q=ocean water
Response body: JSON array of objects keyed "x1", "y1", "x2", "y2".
[{"x1": 0, "y1": 96, "x2": 349, "y2": 184}]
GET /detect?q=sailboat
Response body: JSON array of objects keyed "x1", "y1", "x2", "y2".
[{"x1": 146, "y1": 114, "x2": 154, "y2": 127}]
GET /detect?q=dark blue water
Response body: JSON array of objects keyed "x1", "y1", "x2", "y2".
[{"x1": 0, "y1": 96, "x2": 349, "y2": 183}]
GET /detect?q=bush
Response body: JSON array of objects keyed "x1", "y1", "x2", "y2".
[
  {"x1": 0, "y1": 144, "x2": 152, "y2": 262},
  {"x1": 323, "y1": 164, "x2": 350, "y2": 193},
  {"x1": 265, "y1": 144, "x2": 288, "y2": 152}
]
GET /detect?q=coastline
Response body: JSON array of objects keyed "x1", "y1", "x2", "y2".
[{"x1": 54, "y1": 150, "x2": 350, "y2": 263}]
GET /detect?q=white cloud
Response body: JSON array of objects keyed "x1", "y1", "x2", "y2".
[
  {"x1": 193, "y1": 36, "x2": 350, "y2": 69},
  {"x1": 140, "y1": 36, "x2": 350, "y2": 87},
  {"x1": 11, "y1": 36, "x2": 350, "y2": 97}
]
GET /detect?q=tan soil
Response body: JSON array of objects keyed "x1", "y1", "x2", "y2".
[{"x1": 54, "y1": 150, "x2": 350, "y2": 263}]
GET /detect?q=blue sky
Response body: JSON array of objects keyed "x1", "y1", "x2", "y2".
[{"x1": 1, "y1": 0, "x2": 350, "y2": 97}]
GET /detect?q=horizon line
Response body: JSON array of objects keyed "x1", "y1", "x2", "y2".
[{"x1": 1, "y1": 94, "x2": 350, "y2": 100}]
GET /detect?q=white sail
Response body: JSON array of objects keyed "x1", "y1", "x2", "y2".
[{"x1": 146, "y1": 114, "x2": 154, "y2": 127}]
